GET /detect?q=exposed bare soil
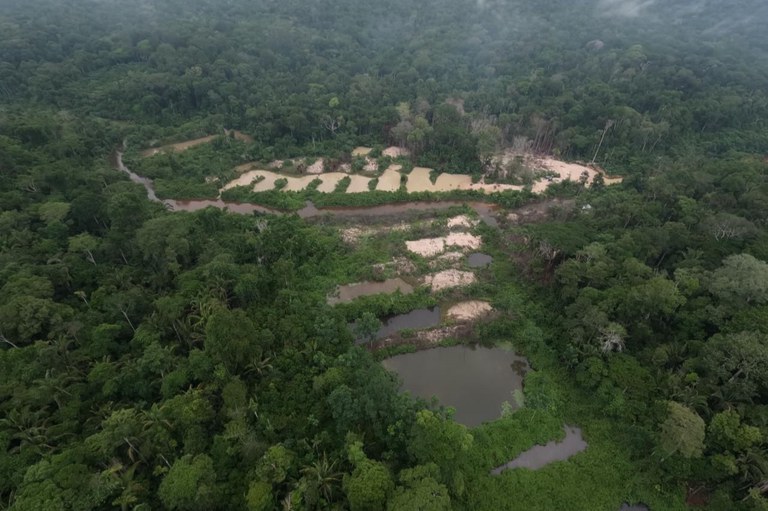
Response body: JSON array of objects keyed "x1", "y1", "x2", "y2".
[{"x1": 447, "y1": 300, "x2": 493, "y2": 321}]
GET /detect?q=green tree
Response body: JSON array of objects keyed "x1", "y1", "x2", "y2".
[
  {"x1": 659, "y1": 401, "x2": 705, "y2": 460},
  {"x1": 245, "y1": 481, "x2": 273, "y2": 511},
  {"x1": 158, "y1": 454, "x2": 218, "y2": 511},
  {"x1": 344, "y1": 459, "x2": 394, "y2": 511}
]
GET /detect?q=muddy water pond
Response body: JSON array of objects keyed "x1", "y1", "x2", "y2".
[
  {"x1": 375, "y1": 307, "x2": 441, "y2": 339},
  {"x1": 382, "y1": 346, "x2": 528, "y2": 427},
  {"x1": 467, "y1": 253, "x2": 493, "y2": 268},
  {"x1": 328, "y1": 278, "x2": 413, "y2": 305},
  {"x1": 491, "y1": 425, "x2": 587, "y2": 474}
]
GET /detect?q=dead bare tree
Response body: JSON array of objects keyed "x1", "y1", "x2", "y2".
[{"x1": 591, "y1": 119, "x2": 615, "y2": 165}]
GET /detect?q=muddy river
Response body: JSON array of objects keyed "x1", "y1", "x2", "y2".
[{"x1": 382, "y1": 345, "x2": 528, "y2": 427}]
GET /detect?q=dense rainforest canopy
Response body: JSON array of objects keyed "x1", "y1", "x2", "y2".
[{"x1": 2, "y1": 0, "x2": 768, "y2": 510}]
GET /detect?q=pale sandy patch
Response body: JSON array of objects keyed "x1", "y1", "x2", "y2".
[
  {"x1": 469, "y1": 182, "x2": 525, "y2": 193},
  {"x1": 339, "y1": 163, "x2": 352, "y2": 173},
  {"x1": 284, "y1": 175, "x2": 318, "y2": 192},
  {"x1": 438, "y1": 251, "x2": 464, "y2": 262},
  {"x1": 435, "y1": 173, "x2": 472, "y2": 191},
  {"x1": 253, "y1": 171, "x2": 280, "y2": 192},
  {"x1": 221, "y1": 170, "x2": 266, "y2": 191},
  {"x1": 383, "y1": 146, "x2": 410, "y2": 158},
  {"x1": 268, "y1": 159, "x2": 285, "y2": 169},
  {"x1": 364, "y1": 158, "x2": 378, "y2": 172},
  {"x1": 306, "y1": 159, "x2": 324, "y2": 174},
  {"x1": 423, "y1": 270, "x2": 476, "y2": 292},
  {"x1": 406, "y1": 233, "x2": 481, "y2": 257},
  {"x1": 315, "y1": 172, "x2": 346, "y2": 193},
  {"x1": 447, "y1": 300, "x2": 493, "y2": 321},
  {"x1": 376, "y1": 165, "x2": 402, "y2": 191},
  {"x1": 406, "y1": 167, "x2": 435, "y2": 193},
  {"x1": 445, "y1": 232, "x2": 482, "y2": 250},
  {"x1": 346, "y1": 175, "x2": 372, "y2": 193},
  {"x1": 406, "y1": 238, "x2": 446, "y2": 257},
  {"x1": 352, "y1": 146, "x2": 373, "y2": 156},
  {"x1": 447, "y1": 215, "x2": 479, "y2": 229}
]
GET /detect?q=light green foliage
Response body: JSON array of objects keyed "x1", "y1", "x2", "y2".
[
  {"x1": 387, "y1": 465, "x2": 450, "y2": 511},
  {"x1": 659, "y1": 402, "x2": 705, "y2": 459},
  {"x1": 158, "y1": 454, "x2": 218, "y2": 511},
  {"x1": 409, "y1": 410, "x2": 472, "y2": 496},
  {"x1": 344, "y1": 460, "x2": 394, "y2": 511},
  {"x1": 710, "y1": 254, "x2": 768, "y2": 307},
  {"x1": 708, "y1": 410, "x2": 763, "y2": 453},
  {"x1": 256, "y1": 445, "x2": 294, "y2": 484},
  {"x1": 37, "y1": 201, "x2": 70, "y2": 224},
  {"x1": 245, "y1": 481, "x2": 273, "y2": 511}
]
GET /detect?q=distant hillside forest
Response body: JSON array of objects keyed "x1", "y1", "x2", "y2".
[{"x1": 2, "y1": 1, "x2": 768, "y2": 510}]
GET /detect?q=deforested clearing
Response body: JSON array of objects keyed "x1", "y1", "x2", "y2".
[
  {"x1": 376, "y1": 165, "x2": 403, "y2": 191},
  {"x1": 447, "y1": 300, "x2": 493, "y2": 321},
  {"x1": 345, "y1": 175, "x2": 372, "y2": 193},
  {"x1": 447, "y1": 215, "x2": 479, "y2": 229},
  {"x1": 382, "y1": 146, "x2": 410, "y2": 157},
  {"x1": 405, "y1": 233, "x2": 482, "y2": 257},
  {"x1": 422, "y1": 270, "x2": 477, "y2": 291},
  {"x1": 352, "y1": 146, "x2": 373, "y2": 156}
]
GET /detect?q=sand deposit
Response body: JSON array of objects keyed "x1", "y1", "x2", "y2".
[
  {"x1": 376, "y1": 165, "x2": 402, "y2": 191},
  {"x1": 253, "y1": 172, "x2": 280, "y2": 192},
  {"x1": 406, "y1": 167, "x2": 435, "y2": 192},
  {"x1": 346, "y1": 175, "x2": 373, "y2": 193},
  {"x1": 423, "y1": 270, "x2": 476, "y2": 292},
  {"x1": 352, "y1": 147, "x2": 373, "y2": 156},
  {"x1": 447, "y1": 215, "x2": 479, "y2": 229},
  {"x1": 363, "y1": 158, "x2": 378, "y2": 172},
  {"x1": 306, "y1": 159, "x2": 325, "y2": 174},
  {"x1": 405, "y1": 233, "x2": 482, "y2": 257},
  {"x1": 435, "y1": 173, "x2": 472, "y2": 190},
  {"x1": 383, "y1": 146, "x2": 410, "y2": 158},
  {"x1": 447, "y1": 301, "x2": 493, "y2": 321},
  {"x1": 314, "y1": 172, "x2": 346, "y2": 193},
  {"x1": 283, "y1": 175, "x2": 319, "y2": 192}
]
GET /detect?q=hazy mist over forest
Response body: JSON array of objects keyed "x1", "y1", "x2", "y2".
[{"x1": 4, "y1": 1, "x2": 768, "y2": 510}]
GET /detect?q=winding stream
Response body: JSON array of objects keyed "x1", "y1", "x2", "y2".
[{"x1": 491, "y1": 425, "x2": 587, "y2": 474}]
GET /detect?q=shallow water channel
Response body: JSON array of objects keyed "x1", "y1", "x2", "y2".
[
  {"x1": 491, "y1": 425, "x2": 587, "y2": 474},
  {"x1": 382, "y1": 345, "x2": 528, "y2": 427}
]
